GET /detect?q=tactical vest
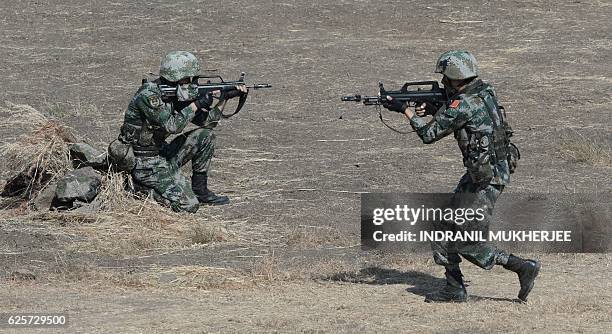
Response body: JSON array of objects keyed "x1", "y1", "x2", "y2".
[
  {"x1": 118, "y1": 82, "x2": 174, "y2": 154},
  {"x1": 456, "y1": 82, "x2": 517, "y2": 184},
  {"x1": 477, "y1": 85, "x2": 513, "y2": 165}
]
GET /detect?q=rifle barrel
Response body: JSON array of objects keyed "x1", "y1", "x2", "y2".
[{"x1": 249, "y1": 84, "x2": 272, "y2": 89}]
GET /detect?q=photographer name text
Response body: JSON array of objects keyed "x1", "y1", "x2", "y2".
[{"x1": 372, "y1": 230, "x2": 572, "y2": 242}]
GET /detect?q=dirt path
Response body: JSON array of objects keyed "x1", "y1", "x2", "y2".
[{"x1": 2, "y1": 254, "x2": 610, "y2": 333}]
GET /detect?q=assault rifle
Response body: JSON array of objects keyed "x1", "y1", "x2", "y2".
[
  {"x1": 341, "y1": 81, "x2": 448, "y2": 133},
  {"x1": 158, "y1": 72, "x2": 272, "y2": 118},
  {"x1": 341, "y1": 81, "x2": 447, "y2": 111}
]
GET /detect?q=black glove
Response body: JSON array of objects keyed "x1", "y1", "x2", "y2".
[
  {"x1": 194, "y1": 92, "x2": 213, "y2": 111},
  {"x1": 416, "y1": 102, "x2": 439, "y2": 116},
  {"x1": 423, "y1": 102, "x2": 439, "y2": 115},
  {"x1": 381, "y1": 96, "x2": 407, "y2": 113},
  {"x1": 221, "y1": 86, "x2": 245, "y2": 100},
  {"x1": 192, "y1": 109, "x2": 208, "y2": 126}
]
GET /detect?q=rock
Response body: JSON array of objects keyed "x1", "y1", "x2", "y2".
[
  {"x1": 32, "y1": 181, "x2": 57, "y2": 211},
  {"x1": 54, "y1": 167, "x2": 102, "y2": 206},
  {"x1": 11, "y1": 269, "x2": 36, "y2": 280},
  {"x1": 69, "y1": 142, "x2": 108, "y2": 171},
  {"x1": 73, "y1": 196, "x2": 104, "y2": 213}
]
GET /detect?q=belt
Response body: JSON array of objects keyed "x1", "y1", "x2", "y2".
[{"x1": 132, "y1": 145, "x2": 160, "y2": 157}]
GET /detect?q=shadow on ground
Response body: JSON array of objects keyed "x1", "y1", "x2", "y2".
[
  {"x1": 322, "y1": 266, "x2": 442, "y2": 296},
  {"x1": 322, "y1": 266, "x2": 519, "y2": 303}
]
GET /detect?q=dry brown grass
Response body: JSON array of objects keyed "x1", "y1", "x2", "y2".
[
  {"x1": 74, "y1": 266, "x2": 271, "y2": 290},
  {"x1": 190, "y1": 222, "x2": 227, "y2": 245},
  {"x1": 46, "y1": 258, "x2": 274, "y2": 290},
  {"x1": 156, "y1": 266, "x2": 255, "y2": 289},
  {"x1": 0, "y1": 170, "x2": 231, "y2": 257},
  {"x1": 250, "y1": 252, "x2": 284, "y2": 282},
  {"x1": 0, "y1": 102, "x2": 74, "y2": 200},
  {"x1": 558, "y1": 131, "x2": 612, "y2": 166}
]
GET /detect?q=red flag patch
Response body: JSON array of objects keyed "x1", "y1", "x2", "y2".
[{"x1": 449, "y1": 100, "x2": 461, "y2": 108}]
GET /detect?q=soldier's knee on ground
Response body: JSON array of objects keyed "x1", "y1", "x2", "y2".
[
  {"x1": 173, "y1": 186, "x2": 200, "y2": 213},
  {"x1": 163, "y1": 193, "x2": 199, "y2": 213},
  {"x1": 145, "y1": 174, "x2": 201, "y2": 213}
]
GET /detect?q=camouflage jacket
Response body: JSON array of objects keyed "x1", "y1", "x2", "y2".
[
  {"x1": 409, "y1": 79, "x2": 511, "y2": 185},
  {"x1": 118, "y1": 81, "x2": 221, "y2": 149}
]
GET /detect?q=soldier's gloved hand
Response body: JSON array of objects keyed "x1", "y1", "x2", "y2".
[
  {"x1": 382, "y1": 96, "x2": 407, "y2": 113},
  {"x1": 415, "y1": 103, "x2": 434, "y2": 117},
  {"x1": 221, "y1": 88, "x2": 241, "y2": 100},
  {"x1": 221, "y1": 84, "x2": 248, "y2": 100},
  {"x1": 195, "y1": 92, "x2": 213, "y2": 111}
]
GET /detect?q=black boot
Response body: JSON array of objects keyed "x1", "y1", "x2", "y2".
[
  {"x1": 503, "y1": 255, "x2": 540, "y2": 302},
  {"x1": 191, "y1": 172, "x2": 229, "y2": 205},
  {"x1": 425, "y1": 267, "x2": 468, "y2": 303}
]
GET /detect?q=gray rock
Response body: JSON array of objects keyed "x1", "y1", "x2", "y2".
[
  {"x1": 54, "y1": 167, "x2": 102, "y2": 204},
  {"x1": 73, "y1": 196, "x2": 104, "y2": 213},
  {"x1": 69, "y1": 142, "x2": 108, "y2": 171},
  {"x1": 32, "y1": 181, "x2": 57, "y2": 211}
]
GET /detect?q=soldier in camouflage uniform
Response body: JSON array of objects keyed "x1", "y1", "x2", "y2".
[
  {"x1": 110, "y1": 51, "x2": 246, "y2": 212},
  {"x1": 382, "y1": 50, "x2": 540, "y2": 303}
]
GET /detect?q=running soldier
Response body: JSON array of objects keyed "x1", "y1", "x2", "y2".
[{"x1": 382, "y1": 50, "x2": 540, "y2": 303}]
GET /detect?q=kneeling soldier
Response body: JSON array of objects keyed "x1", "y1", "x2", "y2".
[{"x1": 110, "y1": 51, "x2": 246, "y2": 212}]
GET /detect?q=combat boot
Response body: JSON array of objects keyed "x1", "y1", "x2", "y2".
[
  {"x1": 191, "y1": 172, "x2": 229, "y2": 205},
  {"x1": 425, "y1": 267, "x2": 468, "y2": 303},
  {"x1": 503, "y1": 255, "x2": 540, "y2": 302}
]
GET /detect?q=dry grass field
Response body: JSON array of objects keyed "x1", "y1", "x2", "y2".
[{"x1": 0, "y1": 0, "x2": 610, "y2": 333}]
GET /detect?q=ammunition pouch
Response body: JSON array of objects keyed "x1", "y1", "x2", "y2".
[
  {"x1": 465, "y1": 134, "x2": 494, "y2": 184},
  {"x1": 492, "y1": 127, "x2": 509, "y2": 162},
  {"x1": 119, "y1": 123, "x2": 140, "y2": 144},
  {"x1": 108, "y1": 139, "x2": 135, "y2": 172},
  {"x1": 508, "y1": 142, "x2": 520, "y2": 174}
]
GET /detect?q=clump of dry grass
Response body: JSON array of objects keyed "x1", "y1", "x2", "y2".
[
  {"x1": 94, "y1": 171, "x2": 185, "y2": 224},
  {"x1": 191, "y1": 223, "x2": 227, "y2": 244},
  {"x1": 558, "y1": 131, "x2": 612, "y2": 166},
  {"x1": 0, "y1": 102, "x2": 75, "y2": 200},
  {"x1": 158, "y1": 266, "x2": 253, "y2": 289},
  {"x1": 84, "y1": 172, "x2": 230, "y2": 254},
  {"x1": 250, "y1": 253, "x2": 282, "y2": 281},
  {"x1": 248, "y1": 252, "x2": 301, "y2": 282}
]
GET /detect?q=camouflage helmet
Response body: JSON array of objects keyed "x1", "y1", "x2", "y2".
[
  {"x1": 435, "y1": 50, "x2": 479, "y2": 80},
  {"x1": 159, "y1": 51, "x2": 200, "y2": 82}
]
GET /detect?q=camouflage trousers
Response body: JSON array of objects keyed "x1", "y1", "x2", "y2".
[
  {"x1": 431, "y1": 173, "x2": 510, "y2": 270},
  {"x1": 132, "y1": 128, "x2": 215, "y2": 213}
]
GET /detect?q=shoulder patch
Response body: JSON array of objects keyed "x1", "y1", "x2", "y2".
[
  {"x1": 449, "y1": 100, "x2": 461, "y2": 108},
  {"x1": 146, "y1": 94, "x2": 162, "y2": 108}
]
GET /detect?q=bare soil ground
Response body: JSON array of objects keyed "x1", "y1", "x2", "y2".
[{"x1": 0, "y1": 0, "x2": 611, "y2": 333}]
